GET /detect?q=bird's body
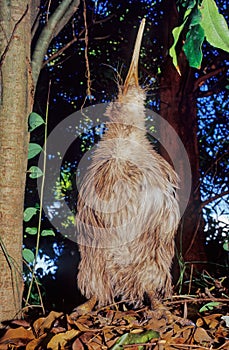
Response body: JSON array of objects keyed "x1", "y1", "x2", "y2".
[{"x1": 76, "y1": 20, "x2": 180, "y2": 307}]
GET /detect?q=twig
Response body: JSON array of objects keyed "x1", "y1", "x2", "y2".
[
  {"x1": 83, "y1": 0, "x2": 92, "y2": 100},
  {"x1": 46, "y1": 0, "x2": 52, "y2": 23},
  {"x1": 22, "y1": 259, "x2": 45, "y2": 315},
  {"x1": 216, "y1": 340, "x2": 229, "y2": 350},
  {"x1": 194, "y1": 153, "x2": 227, "y2": 194},
  {"x1": 194, "y1": 67, "x2": 226, "y2": 92},
  {"x1": 188, "y1": 264, "x2": 194, "y2": 295},
  {"x1": 168, "y1": 343, "x2": 209, "y2": 349},
  {"x1": 42, "y1": 35, "x2": 80, "y2": 67},
  {"x1": 165, "y1": 297, "x2": 229, "y2": 305},
  {"x1": 201, "y1": 190, "x2": 229, "y2": 209},
  {"x1": 42, "y1": 15, "x2": 113, "y2": 68},
  {"x1": 123, "y1": 342, "x2": 158, "y2": 348}
]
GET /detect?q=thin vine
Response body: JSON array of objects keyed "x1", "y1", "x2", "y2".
[{"x1": 25, "y1": 81, "x2": 51, "y2": 307}]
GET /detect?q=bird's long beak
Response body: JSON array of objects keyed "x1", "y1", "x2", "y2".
[{"x1": 123, "y1": 18, "x2": 145, "y2": 95}]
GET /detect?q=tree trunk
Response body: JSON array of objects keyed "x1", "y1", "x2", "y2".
[
  {"x1": 0, "y1": 1, "x2": 32, "y2": 322},
  {"x1": 159, "y1": 1, "x2": 207, "y2": 284}
]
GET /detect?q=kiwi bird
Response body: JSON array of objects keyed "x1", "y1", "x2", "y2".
[{"x1": 76, "y1": 19, "x2": 180, "y2": 307}]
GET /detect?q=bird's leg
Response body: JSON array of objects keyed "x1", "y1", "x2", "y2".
[
  {"x1": 148, "y1": 293, "x2": 194, "y2": 326},
  {"x1": 149, "y1": 296, "x2": 174, "y2": 324}
]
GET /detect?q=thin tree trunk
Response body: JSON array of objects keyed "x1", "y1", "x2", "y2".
[
  {"x1": 0, "y1": 1, "x2": 32, "y2": 322},
  {"x1": 159, "y1": 1, "x2": 207, "y2": 284}
]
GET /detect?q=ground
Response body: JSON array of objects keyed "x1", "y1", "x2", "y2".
[{"x1": 0, "y1": 283, "x2": 229, "y2": 350}]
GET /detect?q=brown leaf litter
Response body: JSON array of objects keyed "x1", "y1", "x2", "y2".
[{"x1": 0, "y1": 296, "x2": 229, "y2": 350}]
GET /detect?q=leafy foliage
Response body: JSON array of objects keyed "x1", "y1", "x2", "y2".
[
  {"x1": 23, "y1": 248, "x2": 35, "y2": 264},
  {"x1": 170, "y1": 0, "x2": 229, "y2": 72},
  {"x1": 28, "y1": 143, "x2": 43, "y2": 160},
  {"x1": 201, "y1": 0, "x2": 229, "y2": 51},
  {"x1": 24, "y1": 112, "x2": 56, "y2": 306},
  {"x1": 29, "y1": 112, "x2": 45, "y2": 132},
  {"x1": 28, "y1": 166, "x2": 43, "y2": 179}
]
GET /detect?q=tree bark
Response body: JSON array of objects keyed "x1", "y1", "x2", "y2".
[
  {"x1": 0, "y1": 1, "x2": 32, "y2": 322},
  {"x1": 0, "y1": 0, "x2": 81, "y2": 323},
  {"x1": 159, "y1": 1, "x2": 207, "y2": 283}
]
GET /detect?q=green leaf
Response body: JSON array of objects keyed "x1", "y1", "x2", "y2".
[
  {"x1": 23, "y1": 248, "x2": 35, "y2": 263},
  {"x1": 188, "y1": 6, "x2": 202, "y2": 26},
  {"x1": 25, "y1": 227, "x2": 38, "y2": 235},
  {"x1": 183, "y1": 24, "x2": 205, "y2": 68},
  {"x1": 29, "y1": 112, "x2": 45, "y2": 132},
  {"x1": 28, "y1": 143, "x2": 43, "y2": 159},
  {"x1": 200, "y1": 0, "x2": 229, "y2": 52},
  {"x1": 223, "y1": 241, "x2": 229, "y2": 251},
  {"x1": 28, "y1": 166, "x2": 43, "y2": 179},
  {"x1": 111, "y1": 330, "x2": 159, "y2": 350},
  {"x1": 199, "y1": 301, "x2": 222, "y2": 312},
  {"x1": 169, "y1": 8, "x2": 192, "y2": 74},
  {"x1": 41, "y1": 229, "x2": 55, "y2": 237},
  {"x1": 24, "y1": 207, "x2": 38, "y2": 222}
]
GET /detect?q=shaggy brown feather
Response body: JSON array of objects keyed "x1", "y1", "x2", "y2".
[{"x1": 76, "y1": 20, "x2": 180, "y2": 307}]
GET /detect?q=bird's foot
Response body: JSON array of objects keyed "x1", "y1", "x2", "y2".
[{"x1": 150, "y1": 299, "x2": 194, "y2": 327}]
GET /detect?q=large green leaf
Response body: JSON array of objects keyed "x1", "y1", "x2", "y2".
[
  {"x1": 29, "y1": 112, "x2": 45, "y2": 132},
  {"x1": 200, "y1": 0, "x2": 229, "y2": 52},
  {"x1": 28, "y1": 143, "x2": 43, "y2": 159},
  {"x1": 169, "y1": 8, "x2": 192, "y2": 74},
  {"x1": 183, "y1": 24, "x2": 205, "y2": 68}
]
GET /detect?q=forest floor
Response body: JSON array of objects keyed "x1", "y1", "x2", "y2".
[{"x1": 0, "y1": 282, "x2": 229, "y2": 350}]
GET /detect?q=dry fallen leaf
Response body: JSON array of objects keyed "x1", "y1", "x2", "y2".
[
  {"x1": 196, "y1": 313, "x2": 222, "y2": 328},
  {"x1": 33, "y1": 311, "x2": 64, "y2": 337},
  {"x1": 72, "y1": 337, "x2": 85, "y2": 350},
  {"x1": 0, "y1": 326, "x2": 34, "y2": 347},
  {"x1": 47, "y1": 329, "x2": 80, "y2": 349},
  {"x1": 26, "y1": 333, "x2": 47, "y2": 350},
  {"x1": 1, "y1": 295, "x2": 229, "y2": 350},
  {"x1": 194, "y1": 327, "x2": 213, "y2": 344}
]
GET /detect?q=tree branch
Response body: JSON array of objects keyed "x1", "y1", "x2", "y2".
[
  {"x1": 201, "y1": 190, "x2": 229, "y2": 209},
  {"x1": 194, "y1": 66, "x2": 226, "y2": 92},
  {"x1": 32, "y1": 0, "x2": 80, "y2": 89},
  {"x1": 42, "y1": 29, "x2": 84, "y2": 68},
  {"x1": 31, "y1": 0, "x2": 42, "y2": 39},
  {"x1": 194, "y1": 153, "x2": 227, "y2": 195},
  {"x1": 42, "y1": 15, "x2": 113, "y2": 68},
  {"x1": 52, "y1": 0, "x2": 80, "y2": 38}
]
